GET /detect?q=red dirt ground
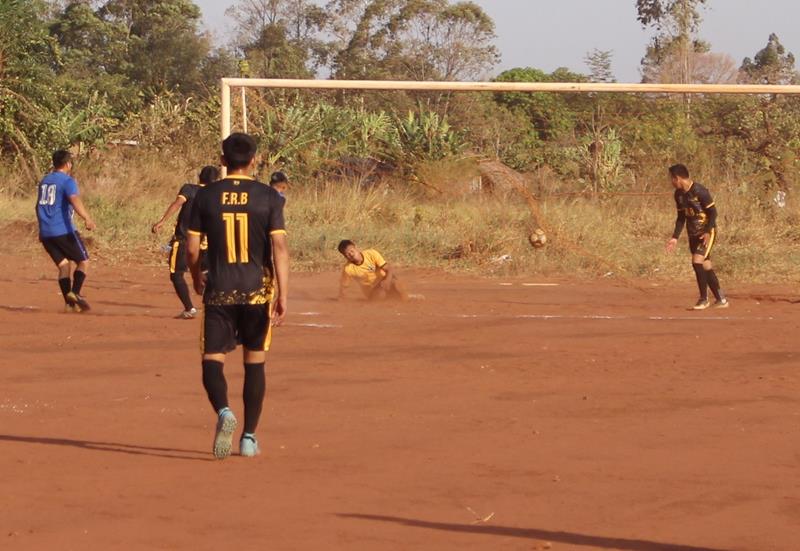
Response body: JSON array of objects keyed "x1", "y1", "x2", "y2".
[{"x1": 2, "y1": 254, "x2": 799, "y2": 551}]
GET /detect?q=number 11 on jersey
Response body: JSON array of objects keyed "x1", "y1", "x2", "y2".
[{"x1": 222, "y1": 212, "x2": 249, "y2": 263}]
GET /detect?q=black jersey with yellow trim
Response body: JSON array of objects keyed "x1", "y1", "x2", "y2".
[
  {"x1": 673, "y1": 182, "x2": 716, "y2": 238},
  {"x1": 174, "y1": 182, "x2": 204, "y2": 240},
  {"x1": 188, "y1": 175, "x2": 286, "y2": 306}
]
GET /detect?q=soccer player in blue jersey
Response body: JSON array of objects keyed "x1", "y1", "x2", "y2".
[{"x1": 36, "y1": 150, "x2": 96, "y2": 312}]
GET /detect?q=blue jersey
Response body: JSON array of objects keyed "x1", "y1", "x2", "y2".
[{"x1": 36, "y1": 172, "x2": 80, "y2": 238}]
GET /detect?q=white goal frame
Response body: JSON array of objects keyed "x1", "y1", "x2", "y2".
[{"x1": 220, "y1": 78, "x2": 800, "y2": 173}]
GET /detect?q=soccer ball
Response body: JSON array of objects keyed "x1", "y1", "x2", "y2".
[{"x1": 529, "y1": 228, "x2": 547, "y2": 249}]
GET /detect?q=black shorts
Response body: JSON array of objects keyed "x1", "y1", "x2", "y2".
[
  {"x1": 168, "y1": 238, "x2": 207, "y2": 274},
  {"x1": 41, "y1": 232, "x2": 89, "y2": 265},
  {"x1": 688, "y1": 228, "x2": 717, "y2": 260},
  {"x1": 202, "y1": 304, "x2": 272, "y2": 354}
]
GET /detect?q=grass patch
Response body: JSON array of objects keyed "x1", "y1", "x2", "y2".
[{"x1": 4, "y1": 163, "x2": 799, "y2": 283}]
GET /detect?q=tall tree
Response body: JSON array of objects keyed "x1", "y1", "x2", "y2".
[
  {"x1": 226, "y1": 0, "x2": 327, "y2": 77},
  {"x1": 636, "y1": 0, "x2": 707, "y2": 84},
  {"x1": 329, "y1": 0, "x2": 498, "y2": 81},
  {"x1": 97, "y1": 0, "x2": 211, "y2": 96},
  {"x1": 740, "y1": 33, "x2": 797, "y2": 85},
  {"x1": 585, "y1": 49, "x2": 615, "y2": 83},
  {"x1": 0, "y1": 0, "x2": 57, "y2": 179}
]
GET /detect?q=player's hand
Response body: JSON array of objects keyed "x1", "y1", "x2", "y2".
[
  {"x1": 85, "y1": 219, "x2": 97, "y2": 231},
  {"x1": 272, "y1": 296, "x2": 287, "y2": 326},
  {"x1": 701, "y1": 232, "x2": 711, "y2": 246},
  {"x1": 151, "y1": 221, "x2": 163, "y2": 234},
  {"x1": 192, "y1": 272, "x2": 206, "y2": 295},
  {"x1": 665, "y1": 238, "x2": 677, "y2": 253}
]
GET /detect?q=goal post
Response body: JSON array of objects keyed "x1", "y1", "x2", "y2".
[{"x1": 220, "y1": 77, "x2": 800, "y2": 145}]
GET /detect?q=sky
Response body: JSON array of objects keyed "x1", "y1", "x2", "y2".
[{"x1": 194, "y1": 0, "x2": 800, "y2": 82}]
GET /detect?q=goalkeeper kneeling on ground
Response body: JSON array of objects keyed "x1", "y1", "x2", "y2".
[{"x1": 337, "y1": 239, "x2": 408, "y2": 301}]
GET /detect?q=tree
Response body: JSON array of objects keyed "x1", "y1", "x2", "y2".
[
  {"x1": 226, "y1": 0, "x2": 328, "y2": 77},
  {"x1": 585, "y1": 49, "x2": 615, "y2": 83},
  {"x1": 97, "y1": 0, "x2": 212, "y2": 97},
  {"x1": 329, "y1": 0, "x2": 498, "y2": 81},
  {"x1": 740, "y1": 33, "x2": 797, "y2": 85},
  {"x1": 636, "y1": 0, "x2": 708, "y2": 84},
  {"x1": 0, "y1": 0, "x2": 58, "y2": 181}
]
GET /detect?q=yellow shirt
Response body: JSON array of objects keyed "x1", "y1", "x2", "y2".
[{"x1": 341, "y1": 249, "x2": 387, "y2": 295}]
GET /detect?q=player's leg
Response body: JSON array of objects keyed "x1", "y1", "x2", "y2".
[
  {"x1": 42, "y1": 237, "x2": 74, "y2": 311},
  {"x1": 58, "y1": 260, "x2": 73, "y2": 309},
  {"x1": 689, "y1": 235, "x2": 710, "y2": 310},
  {"x1": 701, "y1": 230, "x2": 728, "y2": 308},
  {"x1": 202, "y1": 305, "x2": 238, "y2": 459},
  {"x1": 387, "y1": 273, "x2": 409, "y2": 301},
  {"x1": 169, "y1": 239, "x2": 196, "y2": 318},
  {"x1": 66, "y1": 232, "x2": 91, "y2": 312},
  {"x1": 237, "y1": 304, "x2": 271, "y2": 457}
]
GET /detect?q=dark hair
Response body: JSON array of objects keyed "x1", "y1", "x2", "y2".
[
  {"x1": 198, "y1": 165, "x2": 219, "y2": 184},
  {"x1": 668, "y1": 164, "x2": 690, "y2": 179},
  {"x1": 53, "y1": 150, "x2": 72, "y2": 169},
  {"x1": 222, "y1": 133, "x2": 257, "y2": 170},
  {"x1": 337, "y1": 239, "x2": 355, "y2": 254},
  {"x1": 270, "y1": 171, "x2": 288, "y2": 186}
]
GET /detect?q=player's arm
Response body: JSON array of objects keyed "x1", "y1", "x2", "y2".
[
  {"x1": 666, "y1": 199, "x2": 685, "y2": 253},
  {"x1": 151, "y1": 195, "x2": 187, "y2": 233},
  {"x1": 271, "y1": 231, "x2": 289, "y2": 326},
  {"x1": 67, "y1": 194, "x2": 96, "y2": 231},
  {"x1": 338, "y1": 269, "x2": 351, "y2": 300},
  {"x1": 374, "y1": 262, "x2": 393, "y2": 289},
  {"x1": 187, "y1": 232, "x2": 204, "y2": 294},
  {"x1": 186, "y1": 195, "x2": 205, "y2": 294}
]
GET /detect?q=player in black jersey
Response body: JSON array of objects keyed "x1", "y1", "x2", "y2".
[
  {"x1": 187, "y1": 133, "x2": 289, "y2": 459},
  {"x1": 665, "y1": 164, "x2": 729, "y2": 310},
  {"x1": 152, "y1": 166, "x2": 219, "y2": 319}
]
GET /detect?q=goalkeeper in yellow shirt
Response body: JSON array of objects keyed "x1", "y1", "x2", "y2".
[{"x1": 337, "y1": 239, "x2": 408, "y2": 301}]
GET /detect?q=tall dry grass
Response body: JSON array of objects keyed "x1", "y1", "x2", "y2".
[{"x1": 3, "y1": 155, "x2": 799, "y2": 283}]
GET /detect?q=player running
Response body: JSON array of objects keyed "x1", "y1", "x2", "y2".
[
  {"x1": 151, "y1": 166, "x2": 219, "y2": 319},
  {"x1": 36, "y1": 150, "x2": 96, "y2": 312},
  {"x1": 665, "y1": 164, "x2": 729, "y2": 310},
  {"x1": 187, "y1": 133, "x2": 288, "y2": 459},
  {"x1": 337, "y1": 240, "x2": 407, "y2": 301}
]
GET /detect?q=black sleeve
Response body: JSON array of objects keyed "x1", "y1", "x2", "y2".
[
  {"x1": 267, "y1": 194, "x2": 286, "y2": 234},
  {"x1": 178, "y1": 183, "x2": 195, "y2": 200},
  {"x1": 672, "y1": 211, "x2": 686, "y2": 239},
  {"x1": 697, "y1": 186, "x2": 717, "y2": 229},
  {"x1": 187, "y1": 190, "x2": 204, "y2": 235},
  {"x1": 671, "y1": 191, "x2": 685, "y2": 239}
]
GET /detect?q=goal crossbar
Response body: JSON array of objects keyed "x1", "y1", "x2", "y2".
[{"x1": 220, "y1": 77, "x2": 800, "y2": 142}]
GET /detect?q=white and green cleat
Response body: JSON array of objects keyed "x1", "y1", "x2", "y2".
[{"x1": 213, "y1": 408, "x2": 237, "y2": 460}]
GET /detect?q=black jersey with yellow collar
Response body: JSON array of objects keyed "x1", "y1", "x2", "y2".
[
  {"x1": 188, "y1": 175, "x2": 286, "y2": 305},
  {"x1": 673, "y1": 182, "x2": 717, "y2": 238}
]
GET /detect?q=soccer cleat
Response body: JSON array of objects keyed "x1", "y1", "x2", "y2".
[
  {"x1": 66, "y1": 292, "x2": 91, "y2": 312},
  {"x1": 177, "y1": 307, "x2": 198, "y2": 319},
  {"x1": 691, "y1": 298, "x2": 711, "y2": 310},
  {"x1": 713, "y1": 298, "x2": 730, "y2": 309},
  {"x1": 239, "y1": 434, "x2": 260, "y2": 457},
  {"x1": 213, "y1": 408, "x2": 237, "y2": 460}
]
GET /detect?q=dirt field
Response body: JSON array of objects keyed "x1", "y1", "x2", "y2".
[{"x1": 2, "y1": 254, "x2": 799, "y2": 551}]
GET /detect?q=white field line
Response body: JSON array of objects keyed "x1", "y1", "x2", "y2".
[{"x1": 286, "y1": 322, "x2": 342, "y2": 329}]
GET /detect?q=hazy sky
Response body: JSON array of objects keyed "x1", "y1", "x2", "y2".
[{"x1": 195, "y1": 0, "x2": 800, "y2": 82}]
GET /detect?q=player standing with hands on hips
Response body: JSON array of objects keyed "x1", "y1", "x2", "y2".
[
  {"x1": 36, "y1": 150, "x2": 96, "y2": 312},
  {"x1": 665, "y1": 164, "x2": 729, "y2": 310},
  {"x1": 187, "y1": 133, "x2": 289, "y2": 459}
]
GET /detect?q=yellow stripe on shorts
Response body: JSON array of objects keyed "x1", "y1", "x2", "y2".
[
  {"x1": 704, "y1": 228, "x2": 716, "y2": 260},
  {"x1": 169, "y1": 241, "x2": 180, "y2": 274}
]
